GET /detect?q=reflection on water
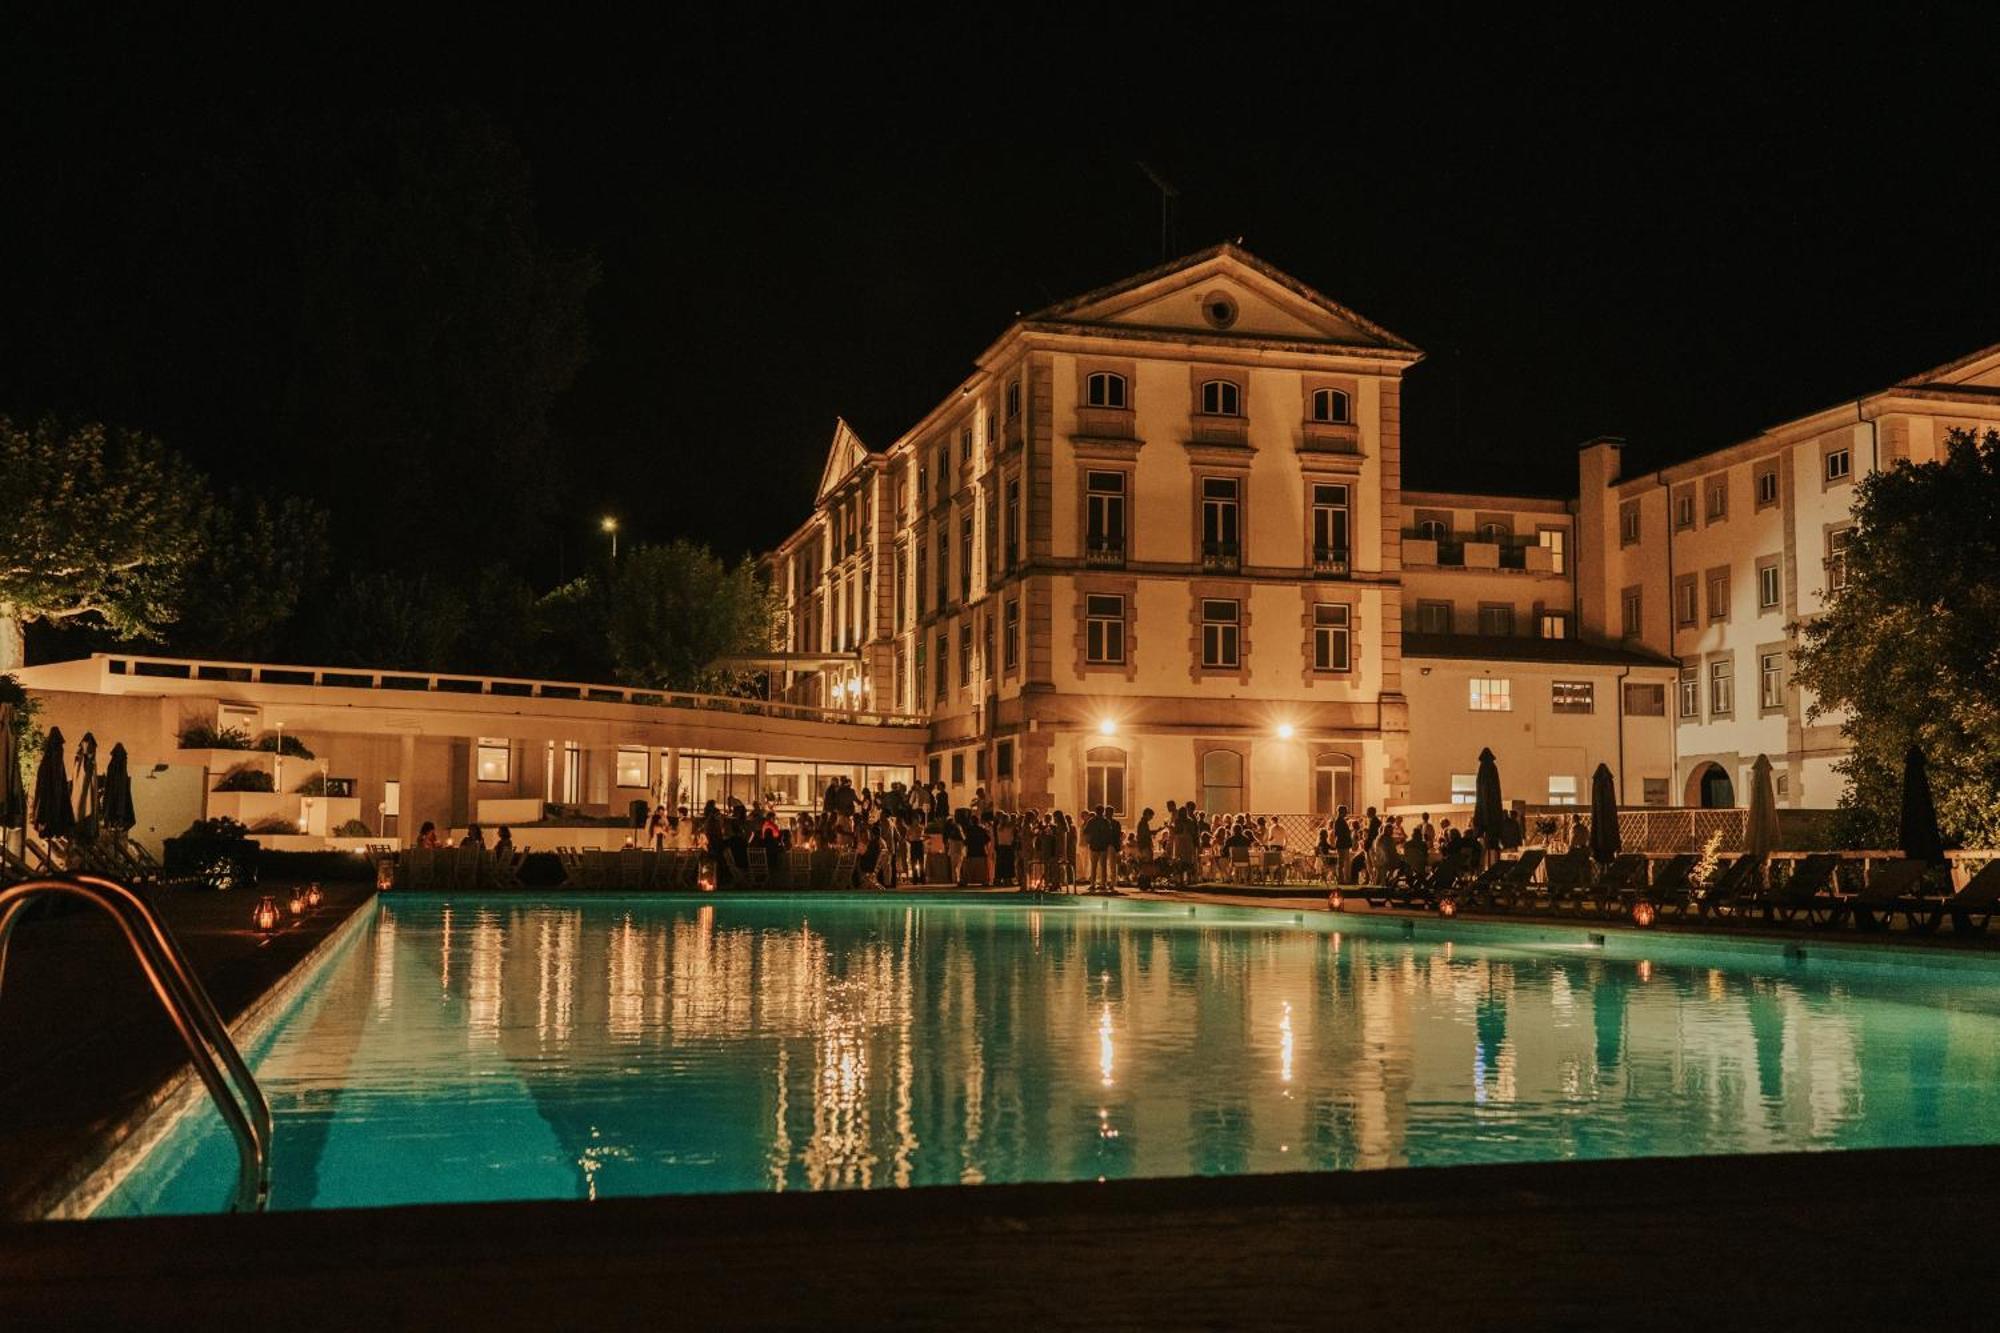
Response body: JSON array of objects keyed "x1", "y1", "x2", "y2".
[{"x1": 98, "y1": 898, "x2": 2000, "y2": 1216}]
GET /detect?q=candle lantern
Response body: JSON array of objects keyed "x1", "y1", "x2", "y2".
[
  {"x1": 1631, "y1": 899, "x2": 1657, "y2": 928},
  {"x1": 376, "y1": 857, "x2": 397, "y2": 892},
  {"x1": 1326, "y1": 889, "x2": 1344, "y2": 912},
  {"x1": 698, "y1": 859, "x2": 718, "y2": 892},
  {"x1": 253, "y1": 895, "x2": 281, "y2": 932},
  {"x1": 1437, "y1": 897, "x2": 1459, "y2": 919},
  {"x1": 288, "y1": 888, "x2": 306, "y2": 917},
  {"x1": 305, "y1": 881, "x2": 325, "y2": 910}
]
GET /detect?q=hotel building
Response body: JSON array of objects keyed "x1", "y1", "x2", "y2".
[{"x1": 769, "y1": 245, "x2": 2000, "y2": 821}]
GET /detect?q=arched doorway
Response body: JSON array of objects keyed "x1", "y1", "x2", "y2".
[{"x1": 1689, "y1": 762, "x2": 1735, "y2": 809}]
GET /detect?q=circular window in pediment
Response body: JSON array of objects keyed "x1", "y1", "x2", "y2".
[{"x1": 1201, "y1": 291, "x2": 1239, "y2": 329}]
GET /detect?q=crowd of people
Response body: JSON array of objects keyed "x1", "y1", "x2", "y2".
[{"x1": 619, "y1": 779, "x2": 1525, "y2": 892}]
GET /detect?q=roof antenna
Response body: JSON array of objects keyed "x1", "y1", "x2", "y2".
[{"x1": 1136, "y1": 161, "x2": 1179, "y2": 261}]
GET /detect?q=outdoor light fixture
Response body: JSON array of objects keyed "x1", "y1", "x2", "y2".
[
  {"x1": 600, "y1": 515, "x2": 620, "y2": 560},
  {"x1": 1097, "y1": 718, "x2": 1117, "y2": 736},
  {"x1": 1632, "y1": 900, "x2": 1657, "y2": 928},
  {"x1": 253, "y1": 895, "x2": 280, "y2": 932},
  {"x1": 1276, "y1": 723, "x2": 1296, "y2": 740},
  {"x1": 1327, "y1": 889, "x2": 1344, "y2": 912},
  {"x1": 1438, "y1": 897, "x2": 1459, "y2": 918},
  {"x1": 305, "y1": 882, "x2": 324, "y2": 910},
  {"x1": 376, "y1": 858, "x2": 396, "y2": 891},
  {"x1": 288, "y1": 888, "x2": 306, "y2": 917}
]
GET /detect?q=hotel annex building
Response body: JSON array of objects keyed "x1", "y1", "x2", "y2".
[{"x1": 770, "y1": 244, "x2": 2000, "y2": 819}]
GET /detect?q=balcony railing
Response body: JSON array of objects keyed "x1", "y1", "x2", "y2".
[
  {"x1": 1300, "y1": 420, "x2": 1360, "y2": 453},
  {"x1": 1201, "y1": 539, "x2": 1241, "y2": 571},
  {"x1": 1312, "y1": 546, "x2": 1351, "y2": 577},
  {"x1": 1084, "y1": 538, "x2": 1126, "y2": 567},
  {"x1": 1400, "y1": 531, "x2": 1553, "y2": 573}
]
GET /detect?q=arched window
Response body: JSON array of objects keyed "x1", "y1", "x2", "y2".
[
  {"x1": 1476, "y1": 521, "x2": 1508, "y2": 542},
  {"x1": 1085, "y1": 746, "x2": 1127, "y2": 816},
  {"x1": 1311, "y1": 753, "x2": 1355, "y2": 815},
  {"x1": 1199, "y1": 379, "x2": 1241, "y2": 417},
  {"x1": 1085, "y1": 371, "x2": 1128, "y2": 409},
  {"x1": 1417, "y1": 518, "x2": 1449, "y2": 541},
  {"x1": 1310, "y1": 387, "x2": 1351, "y2": 424},
  {"x1": 1201, "y1": 749, "x2": 1244, "y2": 815}
]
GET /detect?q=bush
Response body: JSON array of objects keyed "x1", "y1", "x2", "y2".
[
  {"x1": 179, "y1": 816, "x2": 249, "y2": 842},
  {"x1": 334, "y1": 818, "x2": 372, "y2": 837},
  {"x1": 247, "y1": 814, "x2": 298, "y2": 834},
  {"x1": 214, "y1": 768, "x2": 275, "y2": 792},
  {"x1": 295, "y1": 772, "x2": 328, "y2": 795},
  {"x1": 179, "y1": 722, "x2": 251, "y2": 750},
  {"x1": 254, "y1": 732, "x2": 315, "y2": 759}
]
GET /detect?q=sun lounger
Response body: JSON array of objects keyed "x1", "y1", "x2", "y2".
[
  {"x1": 1946, "y1": 859, "x2": 2000, "y2": 935},
  {"x1": 1464, "y1": 849, "x2": 1545, "y2": 912},
  {"x1": 1844, "y1": 859, "x2": 1937, "y2": 932},
  {"x1": 1582, "y1": 854, "x2": 1649, "y2": 918},
  {"x1": 1757, "y1": 853, "x2": 1844, "y2": 926},
  {"x1": 1537, "y1": 849, "x2": 1594, "y2": 913},
  {"x1": 1696, "y1": 853, "x2": 1766, "y2": 920},
  {"x1": 1636, "y1": 854, "x2": 1699, "y2": 919}
]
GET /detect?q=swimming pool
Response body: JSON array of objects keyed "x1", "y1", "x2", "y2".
[{"x1": 87, "y1": 894, "x2": 2000, "y2": 1217}]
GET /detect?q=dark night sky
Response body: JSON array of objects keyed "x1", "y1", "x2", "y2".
[{"x1": 6, "y1": 6, "x2": 1999, "y2": 571}]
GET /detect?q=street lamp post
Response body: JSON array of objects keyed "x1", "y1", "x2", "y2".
[{"x1": 600, "y1": 515, "x2": 620, "y2": 561}]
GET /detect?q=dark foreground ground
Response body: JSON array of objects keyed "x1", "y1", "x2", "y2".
[{"x1": 4, "y1": 1144, "x2": 1998, "y2": 1330}]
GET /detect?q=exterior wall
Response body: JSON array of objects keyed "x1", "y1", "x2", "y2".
[{"x1": 1399, "y1": 489, "x2": 1574, "y2": 640}]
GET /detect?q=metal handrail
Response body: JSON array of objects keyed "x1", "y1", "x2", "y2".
[{"x1": 0, "y1": 874, "x2": 271, "y2": 1212}]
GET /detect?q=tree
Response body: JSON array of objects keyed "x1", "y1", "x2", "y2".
[
  {"x1": 170, "y1": 489, "x2": 331, "y2": 661},
  {"x1": 606, "y1": 542, "x2": 778, "y2": 693},
  {"x1": 320, "y1": 570, "x2": 469, "y2": 672},
  {"x1": 0, "y1": 416, "x2": 208, "y2": 669},
  {"x1": 1794, "y1": 427, "x2": 2000, "y2": 847}
]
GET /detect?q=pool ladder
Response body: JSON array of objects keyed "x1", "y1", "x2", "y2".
[{"x1": 0, "y1": 873, "x2": 272, "y2": 1213}]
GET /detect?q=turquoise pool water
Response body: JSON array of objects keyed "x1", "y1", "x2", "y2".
[{"x1": 93, "y1": 895, "x2": 2000, "y2": 1216}]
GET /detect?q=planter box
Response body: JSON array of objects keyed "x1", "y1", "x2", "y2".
[
  {"x1": 206, "y1": 791, "x2": 297, "y2": 829},
  {"x1": 1463, "y1": 541, "x2": 1501, "y2": 569},
  {"x1": 1524, "y1": 545, "x2": 1555, "y2": 573},
  {"x1": 1404, "y1": 538, "x2": 1439, "y2": 566}
]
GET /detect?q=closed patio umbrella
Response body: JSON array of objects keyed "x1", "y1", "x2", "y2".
[
  {"x1": 72, "y1": 730, "x2": 99, "y2": 829},
  {"x1": 102, "y1": 742, "x2": 137, "y2": 829},
  {"x1": 1899, "y1": 745, "x2": 1946, "y2": 865},
  {"x1": 1588, "y1": 763, "x2": 1621, "y2": 866},
  {"x1": 0, "y1": 700, "x2": 16, "y2": 831},
  {"x1": 1744, "y1": 754, "x2": 1781, "y2": 858},
  {"x1": 1472, "y1": 747, "x2": 1503, "y2": 847},
  {"x1": 32, "y1": 725, "x2": 73, "y2": 840}
]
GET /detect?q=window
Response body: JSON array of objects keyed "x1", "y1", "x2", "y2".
[
  {"x1": 383, "y1": 779, "x2": 401, "y2": 819},
  {"x1": 894, "y1": 549, "x2": 908, "y2": 630},
  {"x1": 1085, "y1": 594, "x2": 1126, "y2": 665},
  {"x1": 951, "y1": 751, "x2": 965, "y2": 785},
  {"x1": 1826, "y1": 527, "x2": 1853, "y2": 593},
  {"x1": 1469, "y1": 678, "x2": 1512, "y2": 711},
  {"x1": 1004, "y1": 598, "x2": 1020, "y2": 671},
  {"x1": 1539, "y1": 612, "x2": 1569, "y2": 640},
  {"x1": 1004, "y1": 477, "x2": 1020, "y2": 568},
  {"x1": 937, "y1": 443, "x2": 951, "y2": 496},
  {"x1": 1673, "y1": 489, "x2": 1695, "y2": 530},
  {"x1": 1537, "y1": 527, "x2": 1566, "y2": 573},
  {"x1": 561, "y1": 741, "x2": 582, "y2": 804},
  {"x1": 1085, "y1": 471, "x2": 1126, "y2": 561},
  {"x1": 1624, "y1": 682, "x2": 1666, "y2": 716},
  {"x1": 1755, "y1": 463, "x2": 1780, "y2": 509},
  {"x1": 996, "y1": 740, "x2": 1014, "y2": 780},
  {"x1": 894, "y1": 644, "x2": 907, "y2": 709},
  {"x1": 1311, "y1": 483, "x2": 1350, "y2": 570},
  {"x1": 1416, "y1": 517, "x2": 1450, "y2": 542},
  {"x1": 1006, "y1": 380, "x2": 1021, "y2": 421},
  {"x1": 1201, "y1": 599, "x2": 1241, "y2": 668},
  {"x1": 1475, "y1": 520, "x2": 1508, "y2": 542},
  {"x1": 1620, "y1": 500, "x2": 1641, "y2": 546},
  {"x1": 917, "y1": 463, "x2": 929, "y2": 511},
  {"x1": 1198, "y1": 379, "x2": 1241, "y2": 416},
  {"x1": 1450, "y1": 773, "x2": 1478, "y2": 803},
  {"x1": 960, "y1": 514, "x2": 973, "y2": 599},
  {"x1": 1201, "y1": 477, "x2": 1241, "y2": 566},
  {"x1": 1551, "y1": 681, "x2": 1594, "y2": 715},
  {"x1": 1679, "y1": 668, "x2": 1700, "y2": 720},
  {"x1": 1760, "y1": 651, "x2": 1785, "y2": 711},
  {"x1": 1085, "y1": 371, "x2": 1127, "y2": 408},
  {"x1": 1622, "y1": 587, "x2": 1642, "y2": 638},
  {"x1": 1548, "y1": 775, "x2": 1579, "y2": 806},
  {"x1": 1675, "y1": 575, "x2": 1698, "y2": 627},
  {"x1": 1201, "y1": 750, "x2": 1244, "y2": 814},
  {"x1": 1478, "y1": 604, "x2": 1515, "y2": 637},
  {"x1": 1416, "y1": 600, "x2": 1454, "y2": 635},
  {"x1": 1311, "y1": 753, "x2": 1355, "y2": 814},
  {"x1": 1310, "y1": 387, "x2": 1351, "y2": 424},
  {"x1": 1705, "y1": 477, "x2": 1727, "y2": 522},
  {"x1": 958, "y1": 622, "x2": 972, "y2": 687},
  {"x1": 1086, "y1": 746, "x2": 1128, "y2": 816},
  {"x1": 1757, "y1": 557, "x2": 1780, "y2": 611},
  {"x1": 975, "y1": 747, "x2": 987, "y2": 781},
  {"x1": 1825, "y1": 445, "x2": 1851, "y2": 483},
  {"x1": 1312, "y1": 603, "x2": 1351, "y2": 672},
  {"x1": 1709, "y1": 658, "x2": 1734, "y2": 716},
  {"x1": 476, "y1": 737, "x2": 510, "y2": 783},
  {"x1": 959, "y1": 424, "x2": 973, "y2": 465},
  {"x1": 1643, "y1": 777, "x2": 1669, "y2": 806},
  {"x1": 935, "y1": 528, "x2": 949, "y2": 604},
  {"x1": 982, "y1": 613, "x2": 994, "y2": 685},
  {"x1": 616, "y1": 747, "x2": 649, "y2": 789},
  {"x1": 934, "y1": 632, "x2": 948, "y2": 701},
  {"x1": 1706, "y1": 567, "x2": 1729, "y2": 622}
]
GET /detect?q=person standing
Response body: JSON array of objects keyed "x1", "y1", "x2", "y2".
[
  {"x1": 1333, "y1": 805, "x2": 1354, "y2": 886},
  {"x1": 1133, "y1": 807, "x2": 1156, "y2": 889}
]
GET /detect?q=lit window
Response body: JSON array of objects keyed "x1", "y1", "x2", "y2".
[
  {"x1": 1469, "y1": 678, "x2": 1512, "y2": 712},
  {"x1": 1825, "y1": 447, "x2": 1851, "y2": 482},
  {"x1": 1201, "y1": 599, "x2": 1241, "y2": 669},
  {"x1": 1085, "y1": 594, "x2": 1125, "y2": 665},
  {"x1": 1450, "y1": 773, "x2": 1478, "y2": 803},
  {"x1": 1085, "y1": 371, "x2": 1128, "y2": 408},
  {"x1": 1709, "y1": 659, "x2": 1734, "y2": 715},
  {"x1": 1085, "y1": 746, "x2": 1127, "y2": 816},
  {"x1": 616, "y1": 747, "x2": 649, "y2": 789},
  {"x1": 1312, "y1": 603, "x2": 1351, "y2": 673},
  {"x1": 1548, "y1": 775, "x2": 1579, "y2": 806},
  {"x1": 1537, "y1": 527, "x2": 1566, "y2": 573},
  {"x1": 1760, "y1": 652, "x2": 1784, "y2": 710},
  {"x1": 1551, "y1": 681, "x2": 1594, "y2": 715},
  {"x1": 1310, "y1": 387, "x2": 1351, "y2": 424},
  {"x1": 1199, "y1": 379, "x2": 1241, "y2": 416},
  {"x1": 476, "y1": 737, "x2": 510, "y2": 783},
  {"x1": 1539, "y1": 612, "x2": 1569, "y2": 639},
  {"x1": 1311, "y1": 753, "x2": 1355, "y2": 814}
]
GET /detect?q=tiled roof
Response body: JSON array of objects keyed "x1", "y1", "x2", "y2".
[{"x1": 1403, "y1": 633, "x2": 1677, "y2": 668}]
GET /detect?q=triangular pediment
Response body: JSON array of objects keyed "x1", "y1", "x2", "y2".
[
  {"x1": 815, "y1": 417, "x2": 874, "y2": 501},
  {"x1": 1900, "y1": 340, "x2": 2000, "y2": 391},
  {"x1": 1029, "y1": 243, "x2": 1418, "y2": 353}
]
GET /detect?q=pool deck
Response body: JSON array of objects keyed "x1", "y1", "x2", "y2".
[{"x1": 0, "y1": 882, "x2": 376, "y2": 1221}]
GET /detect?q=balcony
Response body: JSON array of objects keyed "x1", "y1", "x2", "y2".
[
  {"x1": 1084, "y1": 538, "x2": 1126, "y2": 568},
  {"x1": 1189, "y1": 415, "x2": 1248, "y2": 448},
  {"x1": 1075, "y1": 405, "x2": 1136, "y2": 441},
  {"x1": 1312, "y1": 546, "x2": 1351, "y2": 578},
  {"x1": 1201, "y1": 539, "x2": 1241, "y2": 572},
  {"x1": 1300, "y1": 420, "x2": 1361, "y2": 453},
  {"x1": 1400, "y1": 531, "x2": 1554, "y2": 573}
]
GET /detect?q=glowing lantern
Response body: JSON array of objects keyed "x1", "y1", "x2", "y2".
[
  {"x1": 1326, "y1": 889, "x2": 1344, "y2": 912},
  {"x1": 253, "y1": 896, "x2": 281, "y2": 932},
  {"x1": 376, "y1": 858, "x2": 396, "y2": 892},
  {"x1": 699, "y1": 859, "x2": 718, "y2": 892},
  {"x1": 288, "y1": 888, "x2": 306, "y2": 917},
  {"x1": 1438, "y1": 897, "x2": 1459, "y2": 918},
  {"x1": 1632, "y1": 899, "x2": 1657, "y2": 928},
  {"x1": 305, "y1": 882, "x2": 325, "y2": 910}
]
